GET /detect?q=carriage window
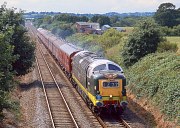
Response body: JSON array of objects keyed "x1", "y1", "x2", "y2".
[
  {"x1": 93, "y1": 64, "x2": 106, "y2": 71},
  {"x1": 108, "y1": 64, "x2": 121, "y2": 71}
]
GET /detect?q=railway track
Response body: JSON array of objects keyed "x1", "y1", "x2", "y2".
[
  {"x1": 97, "y1": 114, "x2": 131, "y2": 128},
  {"x1": 35, "y1": 41, "x2": 79, "y2": 127}
]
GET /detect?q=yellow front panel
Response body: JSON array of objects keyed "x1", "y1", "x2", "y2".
[{"x1": 99, "y1": 79, "x2": 122, "y2": 97}]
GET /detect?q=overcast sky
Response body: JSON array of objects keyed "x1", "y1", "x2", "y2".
[{"x1": 1, "y1": 0, "x2": 180, "y2": 14}]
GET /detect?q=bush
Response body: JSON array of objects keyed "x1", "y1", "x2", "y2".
[
  {"x1": 66, "y1": 33, "x2": 103, "y2": 55},
  {"x1": 97, "y1": 28, "x2": 123, "y2": 50},
  {"x1": 127, "y1": 52, "x2": 180, "y2": 123},
  {"x1": 122, "y1": 19, "x2": 163, "y2": 67},
  {"x1": 105, "y1": 37, "x2": 126, "y2": 68},
  {"x1": 157, "y1": 41, "x2": 178, "y2": 52}
]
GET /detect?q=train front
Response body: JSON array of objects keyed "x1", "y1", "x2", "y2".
[{"x1": 87, "y1": 60, "x2": 127, "y2": 114}]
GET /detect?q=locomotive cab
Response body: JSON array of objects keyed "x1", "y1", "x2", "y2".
[{"x1": 87, "y1": 60, "x2": 127, "y2": 111}]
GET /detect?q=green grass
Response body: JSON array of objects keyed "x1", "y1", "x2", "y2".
[
  {"x1": 120, "y1": 27, "x2": 134, "y2": 35},
  {"x1": 166, "y1": 36, "x2": 180, "y2": 53},
  {"x1": 105, "y1": 37, "x2": 126, "y2": 68},
  {"x1": 122, "y1": 27, "x2": 134, "y2": 33}
]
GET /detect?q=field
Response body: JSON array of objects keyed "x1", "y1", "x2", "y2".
[
  {"x1": 166, "y1": 36, "x2": 180, "y2": 53},
  {"x1": 120, "y1": 27, "x2": 134, "y2": 35}
]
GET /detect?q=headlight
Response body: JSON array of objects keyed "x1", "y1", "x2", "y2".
[
  {"x1": 120, "y1": 101, "x2": 128, "y2": 107},
  {"x1": 96, "y1": 94, "x2": 102, "y2": 100},
  {"x1": 96, "y1": 101, "x2": 103, "y2": 107}
]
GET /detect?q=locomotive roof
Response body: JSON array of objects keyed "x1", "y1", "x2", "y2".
[
  {"x1": 73, "y1": 51, "x2": 123, "y2": 72},
  {"x1": 73, "y1": 51, "x2": 104, "y2": 69},
  {"x1": 60, "y1": 43, "x2": 81, "y2": 56},
  {"x1": 74, "y1": 51, "x2": 102, "y2": 60},
  {"x1": 90, "y1": 59, "x2": 123, "y2": 71}
]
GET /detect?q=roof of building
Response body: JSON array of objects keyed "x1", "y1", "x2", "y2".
[
  {"x1": 76, "y1": 22, "x2": 99, "y2": 26},
  {"x1": 102, "y1": 25, "x2": 111, "y2": 28}
]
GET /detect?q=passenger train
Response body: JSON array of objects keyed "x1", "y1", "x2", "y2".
[{"x1": 37, "y1": 28, "x2": 127, "y2": 114}]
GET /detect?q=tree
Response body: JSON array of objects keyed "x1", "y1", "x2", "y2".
[
  {"x1": 1, "y1": 5, "x2": 35, "y2": 75},
  {"x1": 110, "y1": 16, "x2": 119, "y2": 24},
  {"x1": 90, "y1": 15, "x2": 99, "y2": 22},
  {"x1": 122, "y1": 19, "x2": 163, "y2": 67},
  {"x1": 0, "y1": 4, "x2": 35, "y2": 76},
  {"x1": 43, "y1": 16, "x2": 52, "y2": 24},
  {"x1": 0, "y1": 21, "x2": 17, "y2": 120},
  {"x1": 0, "y1": 29, "x2": 17, "y2": 91},
  {"x1": 97, "y1": 28, "x2": 122, "y2": 50},
  {"x1": 154, "y1": 3, "x2": 179, "y2": 27},
  {"x1": 12, "y1": 25, "x2": 35, "y2": 75},
  {"x1": 97, "y1": 16, "x2": 111, "y2": 27},
  {"x1": 0, "y1": 3, "x2": 35, "y2": 119},
  {"x1": 79, "y1": 16, "x2": 89, "y2": 22},
  {"x1": 53, "y1": 14, "x2": 89, "y2": 23},
  {"x1": 91, "y1": 15, "x2": 111, "y2": 27}
]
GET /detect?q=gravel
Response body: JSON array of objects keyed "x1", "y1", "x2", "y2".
[{"x1": 19, "y1": 64, "x2": 51, "y2": 128}]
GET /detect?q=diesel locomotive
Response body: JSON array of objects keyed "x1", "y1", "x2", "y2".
[{"x1": 37, "y1": 28, "x2": 127, "y2": 114}]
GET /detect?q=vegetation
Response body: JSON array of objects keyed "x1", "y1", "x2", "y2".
[
  {"x1": 90, "y1": 15, "x2": 111, "y2": 27},
  {"x1": 97, "y1": 28, "x2": 123, "y2": 50},
  {"x1": 122, "y1": 19, "x2": 163, "y2": 67},
  {"x1": 112, "y1": 16, "x2": 146, "y2": 27},
  {"x1": 154, "y1": 3, "x2": 180, "y2": 27},
  {"x1": 126, "y1": 52, "x2": 179, "y2": 123},
  {"x1": 67, "y1": 28, "x2": 124, "y2": 55},
  {"x1": 33, "y1": 14, "x2": 90, "y2": 38},
  {"x1": 0, "y1": 3, "x2": 35, "y2": 120},
  {"x1": 105, "y1": 37, "x2": 126, "y2": 67},
  {"x1": 66, "y1": 33, "x2": 104, "y2": 55},
  {"x1": 157, "y1": 41, "x2": 178, "y2": 52},
  {"x1": 160, "y1": 25, "x2": 180, "y2": 36}
]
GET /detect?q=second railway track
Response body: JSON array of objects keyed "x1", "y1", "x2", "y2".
[{"x1": 36, "y1": 42, "x2": 79, "y2": 128}]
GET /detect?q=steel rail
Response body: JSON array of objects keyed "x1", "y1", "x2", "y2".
[
  {"x1": 36, "y1": 57, "x2": 56, "y2": 128},
  {"x1": 35, "y1": 34, "x2": 79, "y2": 128}
]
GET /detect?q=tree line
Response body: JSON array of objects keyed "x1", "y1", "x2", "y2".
[
  {"x1": 0, "y1": 3, "x2": 35, "y2": 119},
  {"x1": 33, "y1": 2, "x2": 179, "y2": 67},
  {"x1": 33, "y1": 13, "x2": 146, "y2": 39}
]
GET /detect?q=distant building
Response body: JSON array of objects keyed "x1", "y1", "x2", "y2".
[
  {"x1": 75, "y1": 22, "x2": 101, "y2": 34},
  {"x1": 101, "y1": 25, "x2": 111, "y2": 31},
  {"x1": 101, "y1": 25, "x2": 126, "y2": 32}
]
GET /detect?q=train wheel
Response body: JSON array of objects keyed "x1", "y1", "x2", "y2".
[
  {"x1": 85, "y1": 96, "x2": 90, "y2": 105},
  {"x1": 72, "y1": 83, "x2": 77, "y2": 88},
  {"x1": 92, "y1": 106, "x2": 99, "y2": 115}
]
